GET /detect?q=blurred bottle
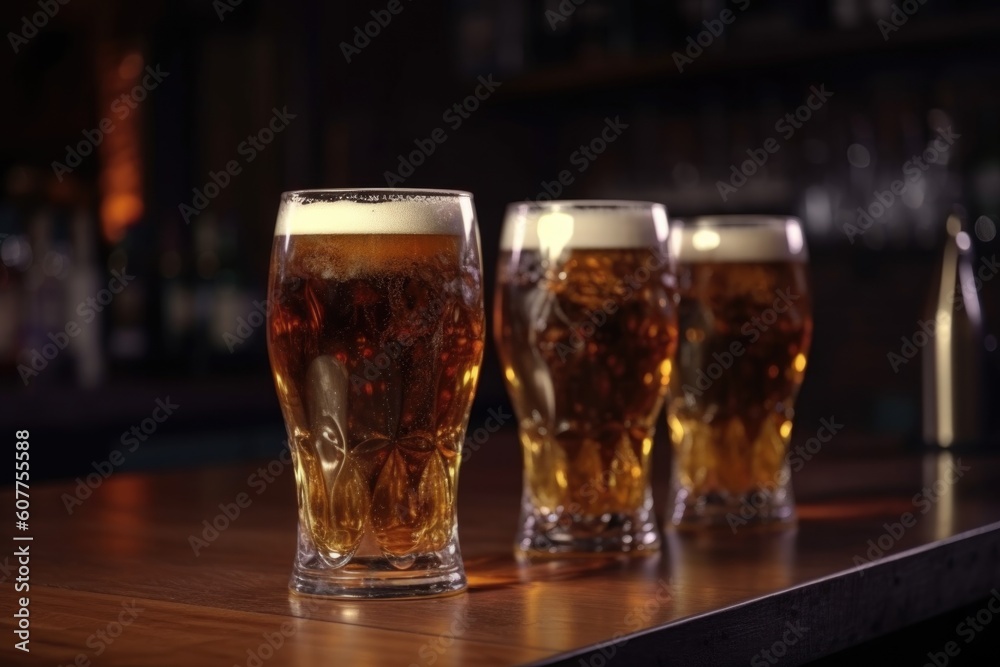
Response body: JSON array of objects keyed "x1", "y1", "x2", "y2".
[
  {"x1": 67, "y1": 207, "x2": 106, "y2": 388},
  {"x1": 921, "y1": 211, "x2": 984, "y2": 448},
  {"x1": 209, "y1": 212, "x2": 254, "y2": 365},
  {"x1": 158, "y1": 214, "x2": 194, "y2": 367},
  {"x1": 455, "y1": 0, "x2": 524, "y2": 77},
  {"x1": 106, "y1": 226, "x2": 149, "y2": 373},
  {"x1": 0, "y1": 202, "x2": 26, "y2": 374},
  {"x1": 23, "y1": 207, "x2": 69, "y2": 386}
]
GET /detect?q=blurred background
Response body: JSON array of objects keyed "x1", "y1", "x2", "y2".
[{"x1": 2, "y1": 0, "x2": 999, "y2": 481}]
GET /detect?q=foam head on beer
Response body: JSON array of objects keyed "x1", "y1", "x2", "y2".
[
  {"x1": 501, "y1": 200, "x2": 669, "y2": 256},
  {"x1": 274, "y1": 189, "x2": 478, "y2": 280},
  {"x1": 276, "y1": 189, "x2": 476, "y2": 237},
  {"x1": 669, "y1": 215, "x2": 809, "y2": 263}
]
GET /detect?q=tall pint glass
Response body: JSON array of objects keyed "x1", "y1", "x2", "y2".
[
  {"x1": 495, "y1": 201, "x2": 677, "y2": 557},
  {"x1": 267, "y1": 189, "x2": 485, "y2": 597},
  {"x1": 667, "y1": 216, "x2": 812, "y2": 530}
]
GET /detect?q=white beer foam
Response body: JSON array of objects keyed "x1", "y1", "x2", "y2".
[
  {"x1": 275, "y1": 192, "x2": 473, "y2": 236},
  {"x1": 670, "y1": 216, "x2": 809, "y2": 262},
  {"x1": 500, "y1": 201, "x2": 668, "y2": 250}
]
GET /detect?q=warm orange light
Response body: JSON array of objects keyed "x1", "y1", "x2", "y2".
[
  {"x1": 98, "y1": 46, "x2": 145, "y2": 242},
  {"x1": 93, "y1": 475, "x2": 151, "y2": 559},
  {"x1": 101, "y1": 193, "x2": 143, "y2": 231},
  {"x1": 117, "y1": 52, "x2": 143, "y2": 79}
]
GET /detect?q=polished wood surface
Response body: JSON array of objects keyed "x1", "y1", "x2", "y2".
[{"x1": 3, "y1": 430, "x2": 999, "y2": 666}]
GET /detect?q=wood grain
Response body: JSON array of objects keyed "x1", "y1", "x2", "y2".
[
  {"x1": 2, "y1": 430, "x2": 999, "y2": 666},
  {"x1": 0, "y1": 586, "x2": 548, "y2": 667}
]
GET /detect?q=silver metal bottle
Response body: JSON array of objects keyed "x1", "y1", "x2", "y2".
[{"x1": 922, "y1": 213, "x2": 984, "y2": 447}]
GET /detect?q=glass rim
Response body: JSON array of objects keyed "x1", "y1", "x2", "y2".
[
  {"x1": 672, "y1": 214, "x2": 801, "y2": 228},
  {"x1": 500, "y1": 199, "x2": 669, "y2": 250},
  {"x1": 280, "y1": 188, "x2": 473, "y2": 202},
  {"x1": 506, "y1": 199, "x2": 666, "y2": 215}
]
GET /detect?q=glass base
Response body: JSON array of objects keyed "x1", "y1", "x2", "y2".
[
  {"x1": 290, "y1": 554, "x2": 466, "y2": 599},
  {"x1": 515, "y1": 499, "x2": 661, "y2": 560},
  {"x1": 667, "y1": 486, "x2": 796, "y2": 533}
]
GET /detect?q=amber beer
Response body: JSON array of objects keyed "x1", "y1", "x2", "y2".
[
  {"x1": 267, "y1": 190, "x2": 484, "y2": 598},
  {"x1": 495, "y1": 201, "x2": 677, "y2": 556},
  {"x1": 667, "y1": 216, "x2": 812, "y2": 529}
]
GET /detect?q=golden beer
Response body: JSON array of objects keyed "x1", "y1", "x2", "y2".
[
  {"x1": 495, "y1": 201, "x2": 677, "y2": 555},
  {"x1": 267, "y1": 190, "x2": 484, "y2": 597},
  {"x1": 667, "y1": 216, "x2": 812, "y2": 529}
]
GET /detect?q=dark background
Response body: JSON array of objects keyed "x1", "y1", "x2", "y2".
[
  {"x1": 1, "y1": 0, "x2": 999, "y2": 481},
  {"x1": 3, "y1": 1, "x2": 1000, "y2": 664}
]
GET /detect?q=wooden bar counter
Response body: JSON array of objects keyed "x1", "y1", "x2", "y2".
[{"x1": 3, "y1": 430, "x2": 999, "y2": 666}]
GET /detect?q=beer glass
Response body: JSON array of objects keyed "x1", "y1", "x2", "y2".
[
  {"x1": 667, "y1": 216, "x2": 812, "y2": 530},
  {"x1": 495, "y1": 201, "x2": 677, "y2": 557},
  {"x1": 267, "y1": 189, "x2": 485, "y2": 598}
]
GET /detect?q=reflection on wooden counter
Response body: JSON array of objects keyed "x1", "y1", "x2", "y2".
[{"x1": 2, "y1": 431, "x2": 999, "y2": 666}]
